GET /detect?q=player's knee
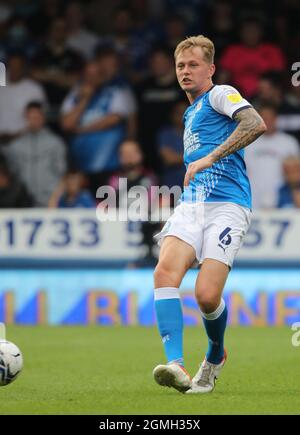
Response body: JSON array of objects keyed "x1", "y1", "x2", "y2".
[
  {"x1": 154, "y1": 261, "x2": 181, "y2": 288},
  {"x1": 195, "y1": 286, "x2": 220, "y2": 313}
]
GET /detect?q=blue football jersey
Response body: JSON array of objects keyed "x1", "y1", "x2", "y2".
[
  {"x1": 182, "y1": 84, "x2": 252, "y2": 209},
  {"x1": 62, "y1": 81, "x2": 136, "y2": 173}
]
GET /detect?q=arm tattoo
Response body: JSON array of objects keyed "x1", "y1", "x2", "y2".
[{"x1": 210, "y1": 108, "x2": 266, "y2": 162}]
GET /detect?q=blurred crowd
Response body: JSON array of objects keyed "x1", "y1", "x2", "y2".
[{"x1": 0, "y1": 0, "x2": 300, "y2": 214}]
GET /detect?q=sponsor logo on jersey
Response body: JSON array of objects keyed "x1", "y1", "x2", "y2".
[
  {"x1": 184, "y1": 127, "x2": 201, "y2": 154},
  {"x1": 226, "y1": 93, "x2": 243, "y2": 104}
]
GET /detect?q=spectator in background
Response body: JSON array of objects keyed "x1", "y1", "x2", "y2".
[
  {"x1": 163, "y1": 14, "x2": 187, "y2": 51},
  {"x1": 0, "y1": 2, "x2": 12, "y2": 29},
  {"x1": 31, "y1": 17, "x2": 83, "y2": 124},
  {"x1": 108, "y1": 139, "x2": 159, "y2": 260},
  {"x1": 108, "y1": 139, "x2": 157, "y2": 207},
  {"x1": 277, "y1": 84, "x2": 300, "y2": 143},
  {"x1": 163, "y1": 0, "x2": 207, "y2": 33},
  {"x1": 61, "y1": 52, "x2": 136, "y2": 194},
  {"x1": 219, "y1": 18, "x2": 286, "y2": 98},
  {"x1": 245, "y1": 104, "x2": 300, "y2": 209},
  {"x1": 30, "y1": 0, "x2": 64, "y2": 39},
  {"x1": 274, "y1": 0, "x2": 300, "y2": 65},
  {"x1": 0, "y1": 5, "x2": 11, "y2": 62},
  {"x1": 252, "y1": 71, "x2": 284, "y2": 108},
  {"x1": 0, "y1": 158, "x2": 33, "y2": 208},
  {"x1": 4, "y1": 101, "x2": 66, "y2": 206},
  {"x1": 205, "y1": 0, "x2": 235, "y2": 63},
  {"x1": 49, "y1": 169, "x2": 95, "y2": 208},
  {"x1": 136, "y1": 47, "x2": 182, "y2": 171},
  {"x1": 3, "y1": 15, "x2": 39, "y2": 61},
  {"x1": 278, "y1": 156, "x2": 300, "y2": 208},
  {"x1": 100, "y1": 6, "x2": 152, "y2": 82},
  {"x1": 129, "y1": 0, "x2": 164, "y2": 49},
  {"x1": 65, "y1": 1, "x2": 99, "y2": 60},
  {"x1": 0, "y1": 53, "x2": 46, "y2": 145},
  {"x1": 96, "y1": 47, "x2": 138, "y2": 143},
  {"x1": 158, "y1": 100, "x2": 186, "y2": 190},
  {"x1": 86, "y1": 0, "x2": 125, "y2": 35}
]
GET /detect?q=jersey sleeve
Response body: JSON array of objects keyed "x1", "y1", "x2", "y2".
[{"x1": 209, "y1": 85, "x2": 252, "y2": 119}]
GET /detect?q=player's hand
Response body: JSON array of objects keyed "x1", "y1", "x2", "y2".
[{"x1": 184, "y1": 155, "x2": 214, "y2": 186}]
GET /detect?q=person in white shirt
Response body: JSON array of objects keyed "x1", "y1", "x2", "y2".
[
  {"x1": 65, "y1": 1, "x2": 100, "y2": 60},
  {"x1": 4, "y1": 101, "x2": 66, "y2": 206},
  {"x1": 0, "y1": 54, "x2": 46, "y2": 145},
  {"x1": 245, "y1": 103, "x2": 300, "y2": 209},
  {"x1": 60, "y1": 54, "x2": 136, "y2": 192}
]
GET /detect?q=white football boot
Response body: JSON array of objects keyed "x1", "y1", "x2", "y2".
[
  {"x1": 186, "y1": 350, "x2": 227, "y2": 394},
  {"x1": 153, "y1": 363, "x2": 192, "y2": 393}
]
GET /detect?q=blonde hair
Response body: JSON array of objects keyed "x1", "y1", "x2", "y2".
[{"x1": 174, "y1": 35, "x2": 215, "y2": 64}]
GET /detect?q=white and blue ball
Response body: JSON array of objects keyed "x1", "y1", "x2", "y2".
[{"x1": 0, "y1": 340, "x2": 23, "y2": 386}]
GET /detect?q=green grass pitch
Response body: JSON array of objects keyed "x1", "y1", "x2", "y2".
[{"x1": 1, "y1": 325, "x2": 299, "y2": 415}]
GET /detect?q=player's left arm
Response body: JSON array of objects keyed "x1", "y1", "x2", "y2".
[
  {"x1": 210, "y1": 107, "x2": 267, "y2": 161},
  {"x1": 184, "y1": 107, "x2": 266, "y2": 186}
]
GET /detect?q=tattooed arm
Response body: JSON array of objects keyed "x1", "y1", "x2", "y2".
[
  {"x1": 210, "y1": 108, "x2": 267, "y2": 161},
  {"x1": 184, "y1": 107, "x2": 267, "y2": 186}
]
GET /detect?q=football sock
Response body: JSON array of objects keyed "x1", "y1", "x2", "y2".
[
  {"x1": 200, "y1": 298, "x2": 227, "y2": 364},
  {"x1": 154, "y1": 287, "x2": 184, "y2": 366}
]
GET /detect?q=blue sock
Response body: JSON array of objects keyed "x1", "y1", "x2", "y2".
[
  {"x1": 154, "y1": 287, "x2": 184, "y2": 366},
  {"x1": 201, "y1": 299, "x2": 227, "y2": 364}
]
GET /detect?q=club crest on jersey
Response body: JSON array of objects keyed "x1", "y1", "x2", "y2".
[{"x1": 196, "y1": 100, "x2": 203, "y2": 111}]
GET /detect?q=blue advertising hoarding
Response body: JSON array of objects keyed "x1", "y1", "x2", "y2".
[{"x1": 0, "y1": 268, "x2": 299, "y2": 326}]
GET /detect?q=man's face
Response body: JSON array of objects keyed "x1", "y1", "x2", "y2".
[
  {"x1": 175, "y1": 47, "x2": 215, "y2": 95},
  {"x1": 8, "y1": 56, "x2": 24, "y2": 82},
  {"x1": 50, "y1": 19, "x2": 67, "y2": 44},
  {"x1": 65, "y1": 173, "x2": 82, "y2": 195},
  {"x1": 98, "y1": 54, "x2": 119, "y2": 82},
  {"x1": 66, "y1": 2, "x2": 82, "y2": 28},
  {"x1": 113, "y1": 9, "x2": 132, "y2": 35},
  {"x1": 26, "y1": 108, "x2": 45, "y2": 131},
  {"x1": 283, "y1": 159, "x2": 300, "y2": 185},
  {"x1": 258, "y1": 79, "x2": 276, "y2": 100},
  {"x1": 151, "y1": 52, "x2": 173, "y2": 78},
  {"x1": 84, "y1": 62, "x2": 102, "y2": 87},
  {"x1": 240, "y1": 22, "x2": 262, "y2": 47},
  {"x1": 120, "y1": 141, "x2": 143, "y2": 169}
]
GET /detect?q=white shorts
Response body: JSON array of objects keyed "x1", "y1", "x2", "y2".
[{"x1": 154, "y1": 202, "x2": 251, "y2": 268}]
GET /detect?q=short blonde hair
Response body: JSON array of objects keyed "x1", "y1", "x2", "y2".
[{"x1": 174, "y1": 35, "x2": 215, "y2": 64}]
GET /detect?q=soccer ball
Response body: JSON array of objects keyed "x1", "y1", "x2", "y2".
[{"x1": 0, "y1": 340, "x2": 23, "y2": 386}]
